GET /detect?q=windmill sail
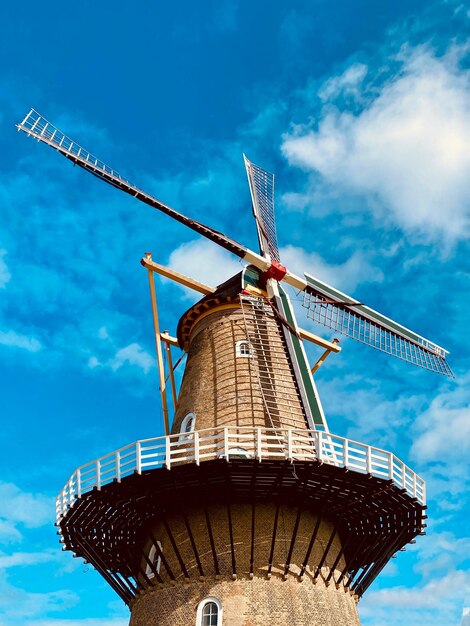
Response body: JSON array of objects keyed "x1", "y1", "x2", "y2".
[
  {"x1": 303, "y1": 273, "x2": 453, "y2": 377},
  {"x1": 17, "y1": 108, "x2": 454, "y2": 379},
  {"x1": 244, "y1": 156, "x2": 280, "y2": 262},
  {"x1": 16, "y1": 109, "x2": 254, "y2": 263}
]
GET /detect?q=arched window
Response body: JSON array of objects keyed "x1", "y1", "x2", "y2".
[
  {"x1": 236, "y1": 340, "x2": 252, "y2": 358},
  {"x1": 179, "y1": 412, "x2": 196, "y2": 443},
  {"x1": 145, "y1": 540, "x2": 162, "y2": 579},
  {"x1": 228, "y1": 447, "x2": 251, "y2": 459},
  {"x1": 196, "y1": 597, "x2": 222, "y2": 626}
]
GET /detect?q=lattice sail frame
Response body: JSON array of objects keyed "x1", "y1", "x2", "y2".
[
  {"x1": 303, "y1": 273, "x2": 453, "y2": 377},
  {"x1": 244, "y1": 155, "x2": 280, "y2": 262}
]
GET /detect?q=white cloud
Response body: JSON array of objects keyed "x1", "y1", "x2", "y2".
[
  {"x1": 0, "y1": 521, "x2": 22, "y2": 544},
  {"x1": 0, "y1": 330, "x2": 41, "y2": 352},
  {"x1": 409, "y1": 377, "x2": 470, "y2": 505},
  {"x1": 280, "y1": 244, "x2": 384, "y2": 292},
  {"x1": 0, "y1": 573, "x2": 78, "y2": 620},
  {"x1": 0, "y1": 550, "x2": 57, "y2": 569},
  {"x1": 0, "y1": 249, "x2": 10, "y2": 288},
  {"x1": 360, "y1": 570, "x2": 470, "y2": 626},
  {"x1": 167, "y1": 238, "x2": 242, "y2": 297},
  {"x1": 110, "y1": 343, "x2": 154, "y2": 374},
  {"x1": 0, "y1": 482, "x2": 51, "y2": 529},
  {"x1": 413, "y1": 530, "x2": 470, "y2": 577},
  {"x1": 282, "y1": 47, "x2": 470, "y2": 244},
  {"x1": 411, "y1": 376, "x2": 470, "y2": 464},
  {"x1": 319, "y1": 63, "x2": 368, "y2": 101}
]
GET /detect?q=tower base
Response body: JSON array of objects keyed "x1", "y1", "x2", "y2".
[{"x1": 130, "y1": 576, "x2": 360, "y2": 626}]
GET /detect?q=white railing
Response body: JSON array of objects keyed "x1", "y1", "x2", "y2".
[{"x1": 56, "y1": 427, "x2": 425, "y2": 521}]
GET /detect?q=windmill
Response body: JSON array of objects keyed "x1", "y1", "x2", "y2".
[{"x1": 17, "y1": 108, "x2": 450, "y2": 626}]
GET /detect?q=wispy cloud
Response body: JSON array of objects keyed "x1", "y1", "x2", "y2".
[
  {"x1": 0, "y1": 249, "x2": 10, "y2": 287},
  {"x1": 360, "y1": 570, "x2": 470, "y2": 626},
  {"x1": 167, "y1": 238, "x2": 242, "y2": 298},
  {"x1": 0, "y1": 574, "x2": 78, "y2": 620},
  {"x1": 0, "y1": 330, "x2": 41, "y2": 352},
  {"x1": 0, "y1": 482, "x2": 51, "y2": 530},
  {"x1": 282, "y1": 46, "x2": 470, "y2": 246},
  {"x1": 280, "y1": 244, "x2": 384, "y2": 291},
  {"x1": 109, "y1": 343, "x2": 154, "y2": 374}
]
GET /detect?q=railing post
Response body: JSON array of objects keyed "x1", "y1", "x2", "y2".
[
  {"x1": 388, "y1": 453, "x2": 394, "y2": 483},
  {"x1": 136, "y1": 441, "x2": 142, "y2": 475},
  {"x1": 366, "y1": 446, "x2": 372, "y2": 474},
  {"x1": 343, "y1": 438, "x2": 349, "y2": 469},
  {"x1": 257, "y1": 427, "x2": 262, "y2": 461},
  {"x1": 116, "y1": 450, "x2": 121, "y2": 483},
  {"x1": 77, "y1": 469, "x2": 82, "y2": 498},
  {"x1": 401, "y1": 462, "x2": 406, "y2": 489},
  {"x1": 316, "y1": 431, "x2": 322, "y2": 461},
  {"x1": 412, "y1": 472, "x2": 417, "y2": 498},
  {"x1": 224, "y1": 427, "x2": 229, "y2": 460},
  {"x1": 287, "y1": 429, "x2": 293, "y2": 461},
  {"x1": 165, "y1": 436, "x2": 171, "y2": 470},
  {"x1": 96, "y1": 459, "x2": 101, "y2": 491},
  {"x1": 194, "y1": 431, "x2": 200, "y2": 466}
]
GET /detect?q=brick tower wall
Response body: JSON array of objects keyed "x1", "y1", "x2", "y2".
[
  {"x1": 130, "y1": 503, "x2": 361, "y2": 626},
  {"x1": 172, "y1": 304, "x2": 310, "y2": 435}
]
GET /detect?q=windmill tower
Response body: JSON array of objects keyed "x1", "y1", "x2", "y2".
[{"x1": 17, "y1": 109, "x2": 453, "y2": 626}]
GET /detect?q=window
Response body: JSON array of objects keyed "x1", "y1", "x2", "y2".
[
  {"x1": 179, "y1": 412, "x2": 196, "y2": 442},
  {"x1": 145, "y1": 540, "x2": 162, "y2": 578},
  {"x1": 236, "y1": 340, "x2": 252, "y2": 358},
  {"x1": 218, "y1": 447, "x2": 252, "y2": 460},
  {"x1": 228, "y1": 447, "x2": 251, "y2": 459},
  {"x1": 196, "y1": 597, "x2": 222, "y2": 626}
]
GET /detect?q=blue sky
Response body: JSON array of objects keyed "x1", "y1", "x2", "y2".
[{"x1": 1, "y1": 1, "x2": 469, "y2": 624}]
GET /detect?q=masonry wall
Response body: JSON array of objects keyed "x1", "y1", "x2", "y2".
[
  {"x1": 130, "y1": 503, "x2": 361, "y2": 626},
  {"x1": 130, "y1": 576, "x2": 360, "y2": 626},
  {"x1": 172, "y1": 304, "x2": 309, "y2": 436}
]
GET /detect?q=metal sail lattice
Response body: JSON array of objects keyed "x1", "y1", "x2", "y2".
[
  {"x1": 302, "y1": 292, "x2": 453, "y2": 377},
  {"x1": 244, "y1": 156, "x2": 280, "y2": 262}
]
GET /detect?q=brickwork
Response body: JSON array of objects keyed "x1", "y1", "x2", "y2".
[
  {"x1": 130, "y1": 574, "x2": 360, "y2": 626},
  {"x1": 172, "y1": 304, "x2": 309, "y2": 437},
  {"x1": 132, "y1": 503, "x2": 361, "y2": 625}
]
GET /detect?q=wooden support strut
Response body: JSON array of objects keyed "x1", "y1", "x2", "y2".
[
  {"x1": 145, "y1": 253, "x2": 170, "y2": 436},
  {"x1": 311, "y1": 338, "x2": 340, "y2": 375},
  {"x1": 162, "y1": 330, "x2": 178, "y2": 410}
]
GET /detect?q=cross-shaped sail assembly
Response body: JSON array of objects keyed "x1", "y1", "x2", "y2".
[{"x1": 17, "y1": 108, "x2": 454, "y2": 378}]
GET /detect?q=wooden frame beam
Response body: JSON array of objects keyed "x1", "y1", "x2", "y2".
[
  {"x1": 298, "y1": 327, "x2": 341, "y2": 353},
  {"x1": 141, "y1": 255, "x2": 215, "y2": 295},
  {"x1": 145, "y1": 253, "x2": 170, "y2": 436}
]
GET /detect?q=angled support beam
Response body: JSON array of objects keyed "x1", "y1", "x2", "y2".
[
  {"x1": 298, "y1": 328, "x2": 341, "y2": 353},
  {"x1": 162, "y1": 331, "x2": 178, "y2": 410},
  {"x1": 142, "y1": 546, "x2": 164, "y2": 584},
  {"x1": 162, "y1": 514, "x2": 190, "y2": 580},
  {"x1": 204, "y1": 505, "x2": 220, "y2": 577},
  {"x1": 145, "y1": 252, "x2": 170, "y2": 436},
  {"x1": 141, "y1": 255, "x2": 215, "y2": 295},
  {"x1": 311, "y1": 339, "x2": 340, "y2": 375},
  {"x1": 313, "y1": 516, "x2": 343, "y2": 582},
  {"x1": 267, "y1": 501, "x2": 280, "y2": 579},
  {"x1": 299, "y1": 510, "x2": 323, "y2": 579},
  {"x1": 150, "y1": 529, "x2": 176, "y2": 582},
  {"x1": 182, "y1": 510, "x2": 205, "y2": 579}
]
